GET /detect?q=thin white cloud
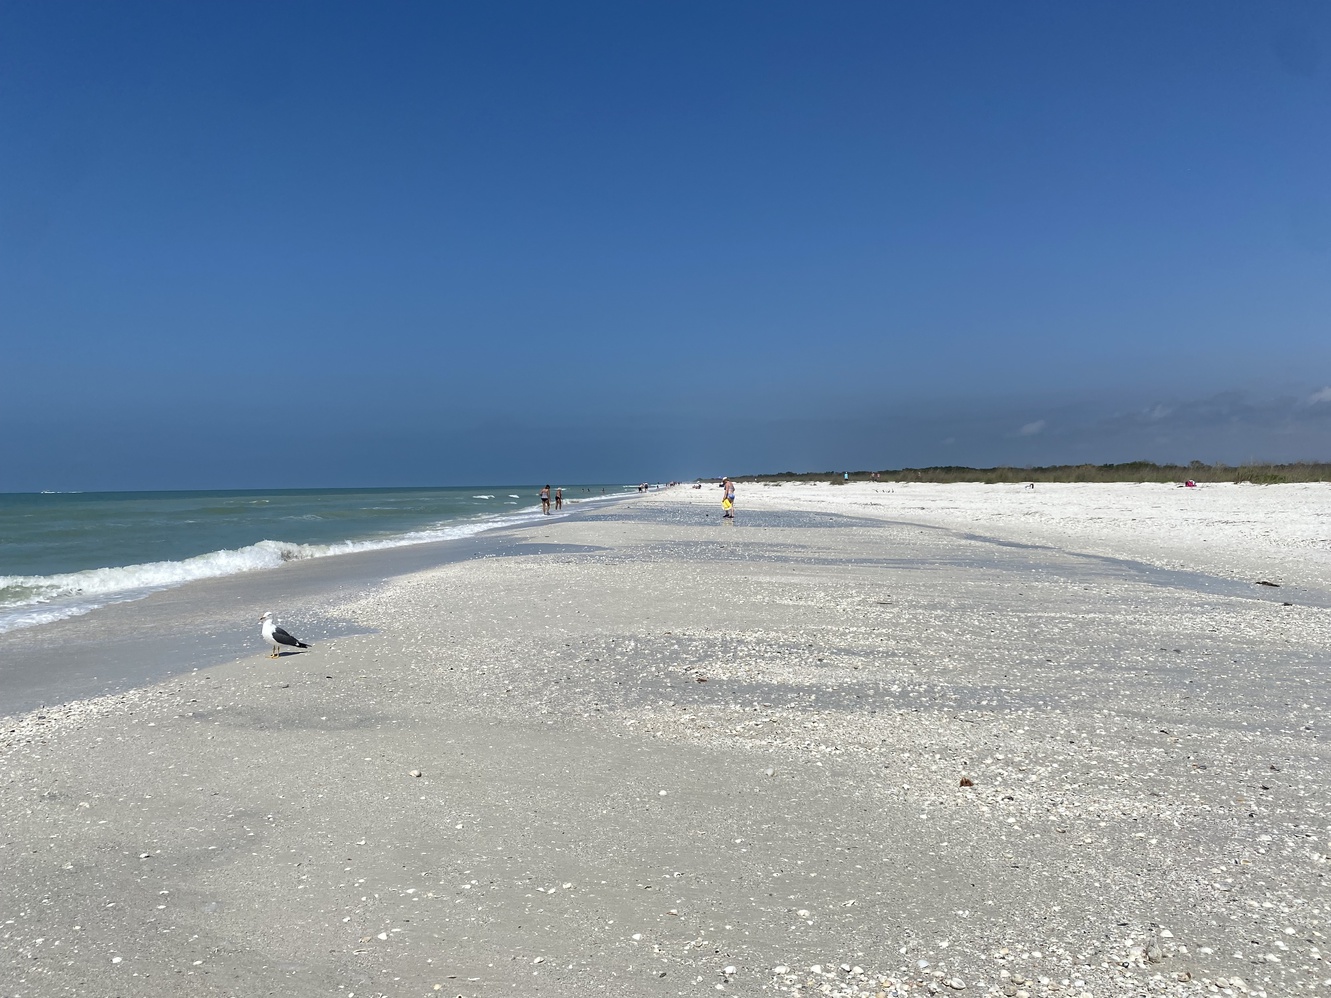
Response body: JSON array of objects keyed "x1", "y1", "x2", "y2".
[
  {"x1": 1309, "y1": 387, "x2": 1331, "y2": 404},
  {"x1": 1018, "y1": 420, "x2": 1046, "y2": 436}
]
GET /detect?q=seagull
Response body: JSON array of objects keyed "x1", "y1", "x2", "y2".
[{"x1": 259, "y1": 611, "x2": 310, "y2": 658}]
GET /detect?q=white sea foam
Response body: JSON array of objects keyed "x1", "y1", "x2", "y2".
[{"x1": 0, "y1": 506, "x2": 550, "y2": 635}]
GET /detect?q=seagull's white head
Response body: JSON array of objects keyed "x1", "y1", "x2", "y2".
[{"x1": 259, "y1": 611, "x2": 273, "y2": 622}]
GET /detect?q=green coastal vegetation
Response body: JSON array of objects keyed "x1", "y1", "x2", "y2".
[{"x1": 731, "y1": 461, "x2": 1331, "y2": 485}]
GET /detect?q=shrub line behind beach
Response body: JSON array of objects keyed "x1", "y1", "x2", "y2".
[{"x1": 722, "y1": 461, "x2": 1331, "y2": 485}]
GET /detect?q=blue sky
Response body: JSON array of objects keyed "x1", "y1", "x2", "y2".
[{"x1": 2, "y1": 1, "x2": 1328, "y2": 488}]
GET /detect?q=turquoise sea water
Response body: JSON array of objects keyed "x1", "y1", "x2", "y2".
[{"x1": 0, "y1": 485, "x2": 619, "y2": 634}]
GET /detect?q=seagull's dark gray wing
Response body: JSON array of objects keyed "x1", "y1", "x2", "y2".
[{"x1": 272, "y1": 626, "x2": 308, "y2": 648}]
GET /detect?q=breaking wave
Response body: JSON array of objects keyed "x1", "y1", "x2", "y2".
[{"x1": 0, "y1": 510, "x2": 542, "y2": 635}]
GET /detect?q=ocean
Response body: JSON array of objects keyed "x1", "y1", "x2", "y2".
[{"x1": 0, "y1": 485, "x2": 621, "y2": 635}]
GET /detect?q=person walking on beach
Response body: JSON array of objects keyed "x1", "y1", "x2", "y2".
[
  {"x1": 555, "y1": 487, "x2": 563, "y2": 510},
  {"x1": 722, "y1": 478, "x2": 735, "y2": 520},
  {"x1": 540, "y1": 484, "x2": 551, "y2": 514}
]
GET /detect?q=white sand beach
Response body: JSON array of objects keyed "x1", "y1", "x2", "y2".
[
  {"x1": 3, "y1": 483, "x2": 1329, "y2": 997},
  {"x1": 733, "y1": 480, "x2": 1331, "y2": 592}
]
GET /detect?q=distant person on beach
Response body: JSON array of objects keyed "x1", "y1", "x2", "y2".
[
  {"x1": 722, "y1": 478, "x2": 735, "y2": 520},
  {"x1": 541, "y1": 484, "x2": 551, "y2": 513},
  {"x1": 555, "y1": 487, "x2": 563, "y2": 510}
]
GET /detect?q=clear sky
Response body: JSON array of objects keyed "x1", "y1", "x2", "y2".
[{"x1": 2, "y1": 1, "x2": 1329, "y2": 489}]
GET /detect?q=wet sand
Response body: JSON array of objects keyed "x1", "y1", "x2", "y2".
[{"x1": 3, "y1": 487, "x2": 1329, "y2": 998}]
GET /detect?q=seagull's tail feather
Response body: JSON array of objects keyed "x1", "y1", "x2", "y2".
[{"x1": 295, "y1": 640, "x2": 310, "y2": 649}]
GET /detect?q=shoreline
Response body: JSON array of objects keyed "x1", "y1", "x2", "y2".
[
  {"x1": 0, "y1": 488, "x2": 634, "y2": 638},
  {"x1": 0, "y1": 494, "x2": 629, "y2": 717},
  {"x1": 2, "y1": 484, "x2": 1328, "y2": 997}
]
